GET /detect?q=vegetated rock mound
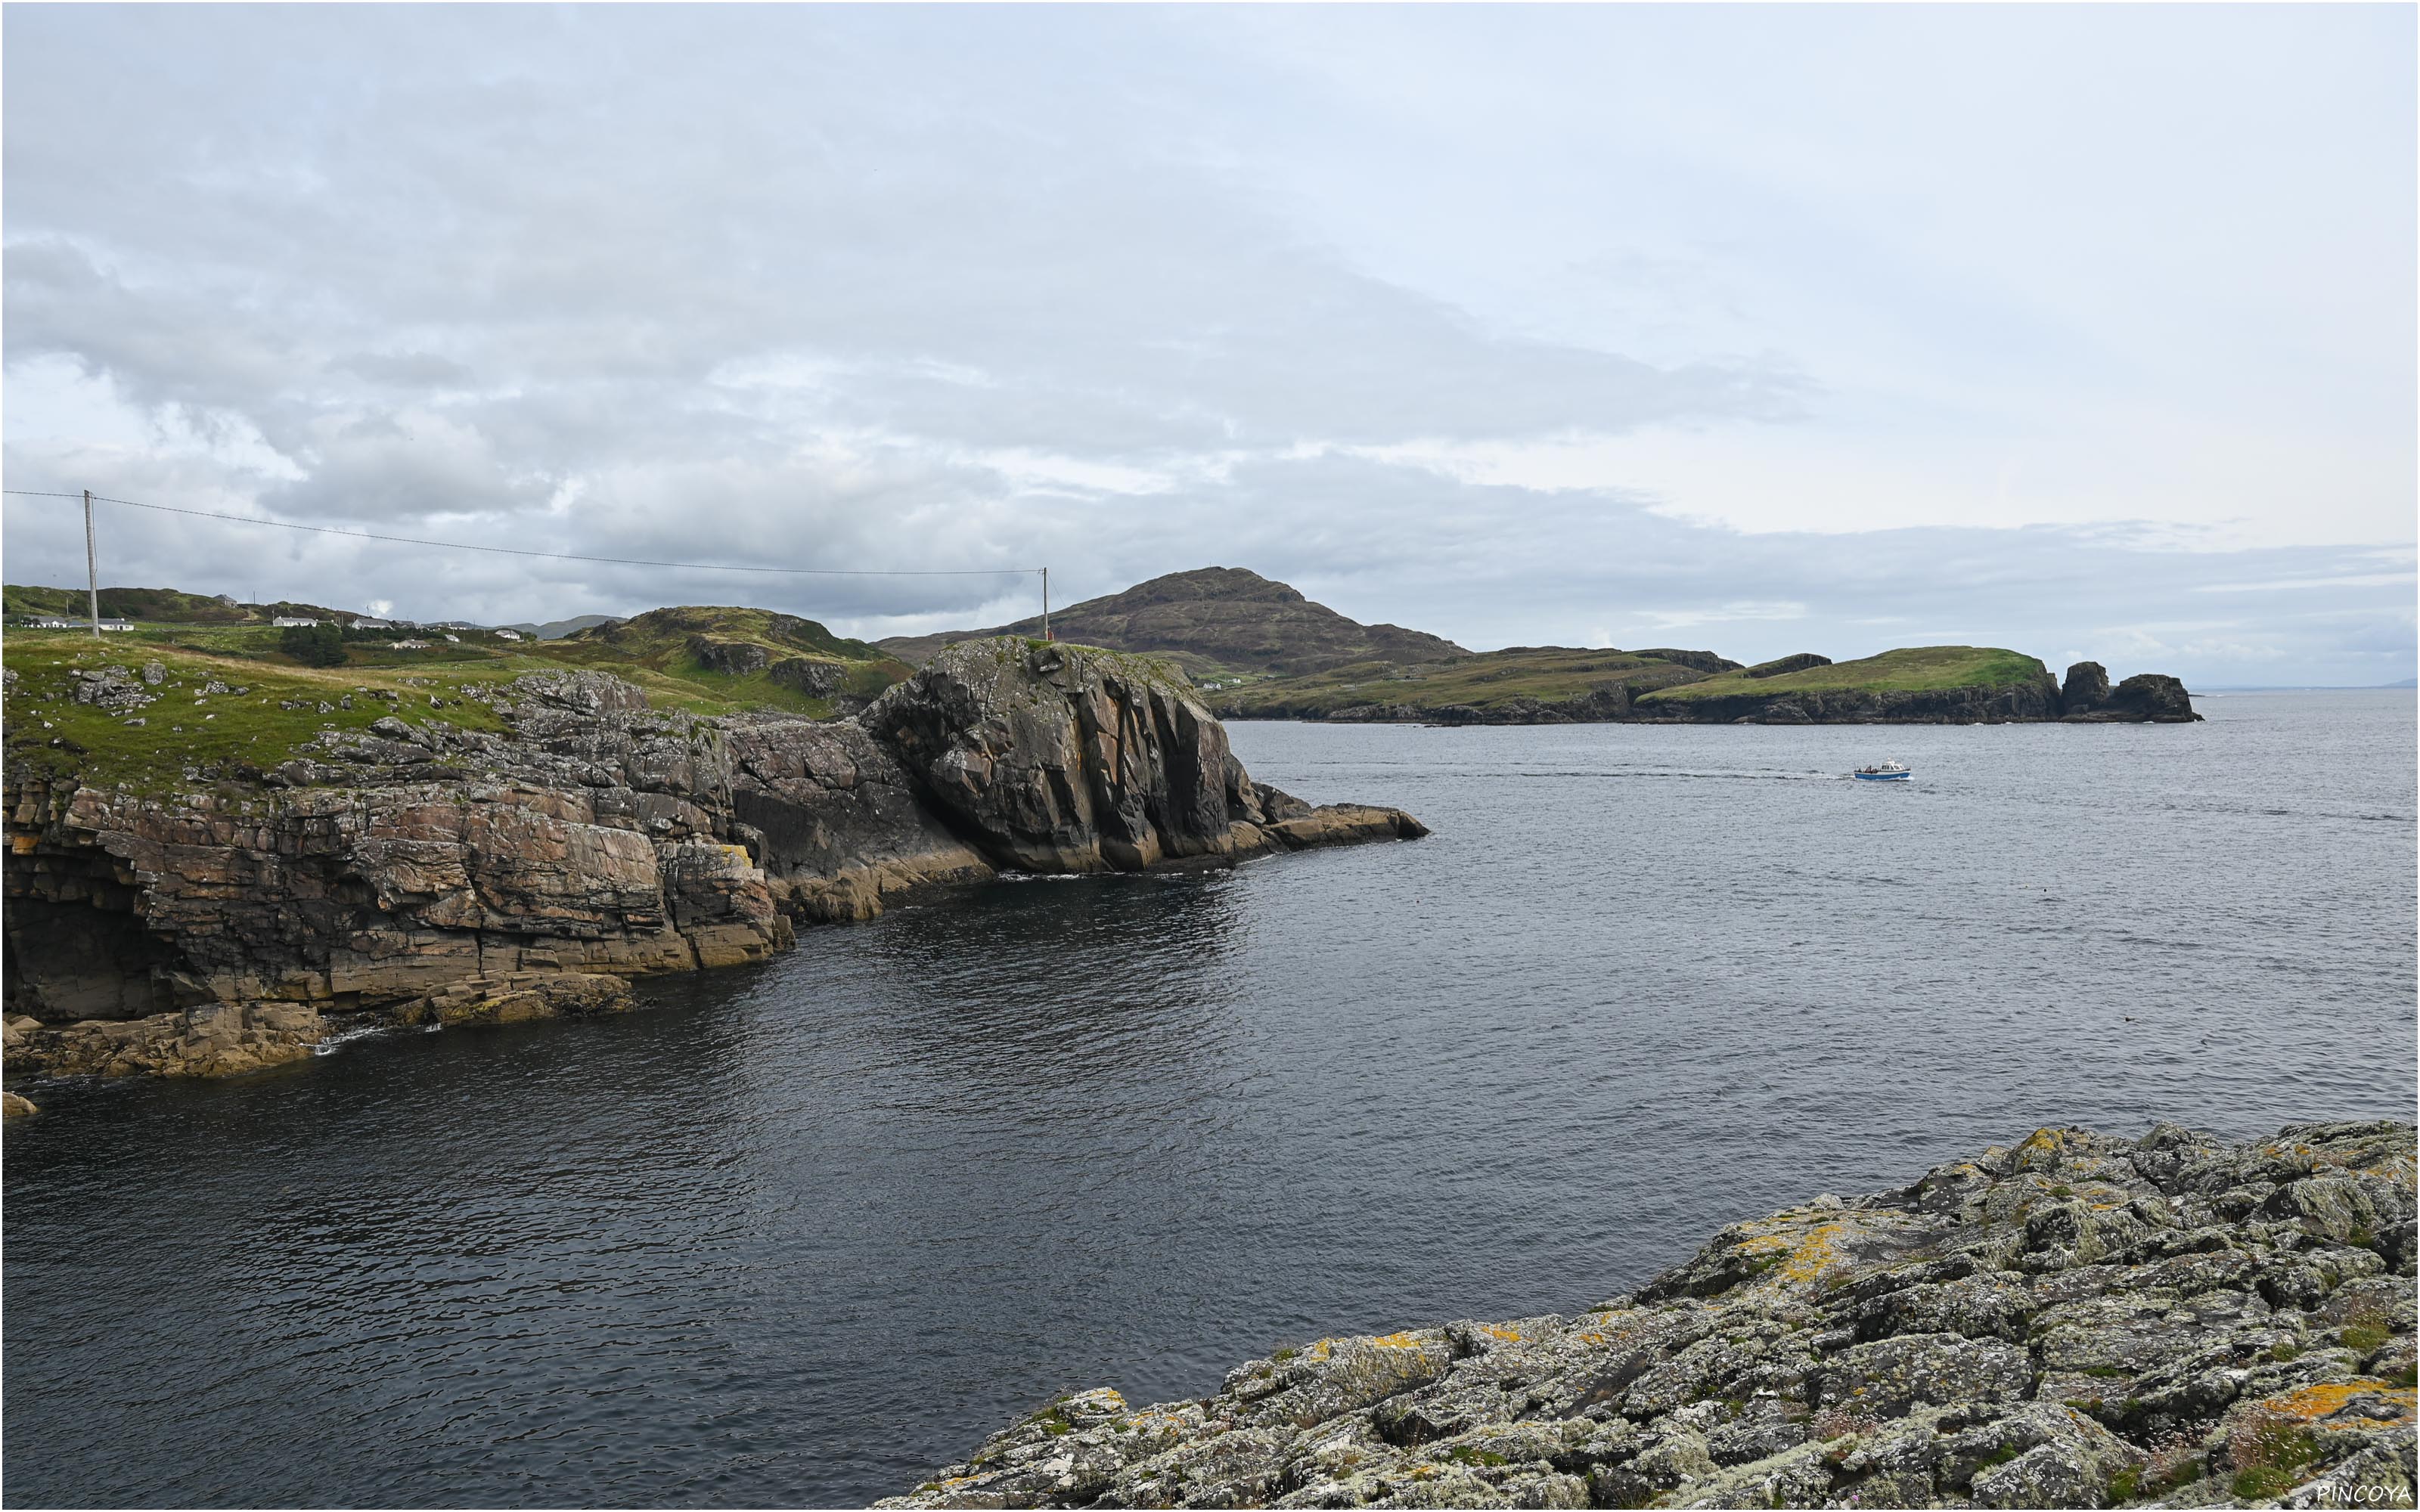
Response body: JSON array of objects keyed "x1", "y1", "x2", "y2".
[
  {"x1": 883, "y1": 1120, "x2": 2418, "y2": 1511},
  {"x1": 1637, "y1": 648, "x2": 2070, "y2": 726},
  {"x1": 575, "y1": 603, "x2": 880, "y2": 662},
  {"x1": 5, "y1": 650, "x2": 1425, "y2": 1080},
  {"x1": 876, "y1": 568, "x2": 1470, "y2": 680},
  {"x1": 863, "y1": 638, "x2": 1427, "y2": 872}
]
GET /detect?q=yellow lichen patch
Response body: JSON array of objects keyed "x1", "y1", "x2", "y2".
[
  {"x1": 2015, "y1": 1129, "x2": 2072, "y2": 1165},
  {"x1": 2254, "y1": 1380, "x2": 2418, "y2": 1427},
  {"x1": 1481, "y1": 1324, "x2": 1525, "y2": 1343},
  {"x1": 1767, "y1": 1222, "x2": 1851, "y2": 1285},
  {"x1": 1370, "y1": 1331, "x2": 1426, "y2": 1350},
  {"x1": 1310, "y1": 1339, "x2": 1334, "y2": 1362}
]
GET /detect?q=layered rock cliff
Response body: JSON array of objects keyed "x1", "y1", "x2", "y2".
[
  {"x1": 2, "y1": 641, "x2": 1422, "y2": 1080},
  {"x1": 885, "y1": 1121, "x2": 2416, "y2": 1510}
]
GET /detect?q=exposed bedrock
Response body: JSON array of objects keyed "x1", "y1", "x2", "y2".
[
  {"x1": 4, "y1": 648, "x2": 1423, "y2": 1077},
  {"x1": 2062, "y1": 665, "x2": 2202, "y2": 723},
  {"x1": 884, "y1": 1121, "x2": 2418, "y2": 1511},
  {"x1": 862, "y1": 639, "x2": 1426, "y2": 873},
  {"x1": 1663, "y1": 674, "x2": 2066, "y2": 727}
]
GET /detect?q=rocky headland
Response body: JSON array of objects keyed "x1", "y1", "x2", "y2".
[
  {"x1": 2, "y1": 638, "x2": 1423, "y2": 1084},
  {"x1": 885, "y1": 1121, "x2": 2416, "y2": 1510}
]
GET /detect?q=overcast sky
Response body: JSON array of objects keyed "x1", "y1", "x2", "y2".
[{"x1": 5, "y1": 5, "x2": 2413, "y2": 685}]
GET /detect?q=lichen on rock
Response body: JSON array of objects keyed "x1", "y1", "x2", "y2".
[{"x1": 881, "y1": 1121, "x2": 2417, "y2": 1510}]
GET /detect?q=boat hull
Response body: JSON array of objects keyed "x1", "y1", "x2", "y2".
[{"x1": 1853, "y1": 770, "x2": 1912, "y2": 781}]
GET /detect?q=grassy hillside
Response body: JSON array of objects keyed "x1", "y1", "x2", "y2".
[
  {"x1": 1215, "y1": 646, "x2": 1726, "y2": 718},
  {"x1": 12, "y1": 584, "x2": 269, "y2": 624},
  {"x1": 3, "y1": 604, "x2": 914, "y2": 791},
  {"x1": 1637, "y1": 646, "x2": 2045, "y2": 705}
]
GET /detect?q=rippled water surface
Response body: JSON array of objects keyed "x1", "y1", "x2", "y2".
[{"x1": 6, "y1": 692, "x2": 2414, "y2": 1507}]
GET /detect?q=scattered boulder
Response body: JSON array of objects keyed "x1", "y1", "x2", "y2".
[
  {"x1": 69, "y1": 667, "x2": 155, "y2": 713},
  {"x1": 2, "y1": 1090, "x2": 34, "y2": 1117}
]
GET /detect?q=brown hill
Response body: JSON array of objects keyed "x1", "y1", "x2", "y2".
[{"x1": 874, "y1": 566, "x2": 1470, "y2": 680}]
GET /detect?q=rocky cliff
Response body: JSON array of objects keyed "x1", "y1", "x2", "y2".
[
  {"x1": 2, "y1": 642, "x2": 1422, "y2": 1081},
  {"x1": 884, "y1": 1120, "x2": 2416, "y2": 1510}
]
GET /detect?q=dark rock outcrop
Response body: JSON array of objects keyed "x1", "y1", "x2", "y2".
[
  {"x1": 1744, "y1": 653, "x2": 1833, "y2": 680},
  {"x1": 769, "y1": 657, "x2": 845, "y2": 699},
  {"x1": 1631, "y1": 649, "x2": 1745, "y2": 676},
  {"x1": 884, "y1": 1121, "x2": 2418, "y2": 1510},
  {"x1": 2067, "y1": 673, "x2": 2202, "y2": 724},
  {"x1": 687, "y1": 637, "x2": 770, "y2": 675},
  {"x1": 863, "y1": 639, "x2": 1426, "y2": 872},
  {"x1": 2061, "y1": 661, "x2": 2113, "y2": 714}
]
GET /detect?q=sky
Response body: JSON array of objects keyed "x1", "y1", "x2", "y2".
[{"x1": 4, "y1": 4, "x2": 2413, "y2": 686}]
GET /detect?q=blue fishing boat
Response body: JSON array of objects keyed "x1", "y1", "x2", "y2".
[{"x1": 1853, "y1": 761, "x2": 1910, "y2": 782}]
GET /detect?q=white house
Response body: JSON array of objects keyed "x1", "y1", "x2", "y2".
[
  {"x1": 495, "y1": 628, "x2": 525, "y2": 641},
  {"x1": 389, "y1": 639, "x2": 431, "y2": 650},
  {"x1": 271, "y1": 616, "x2": 319, "y2": 627},
  {"x1": 352, "y1": 617, "x2": 396, "y2": 631},
  {"x1": 96, "y1": 619, "x2": 135, "y2": 633}
]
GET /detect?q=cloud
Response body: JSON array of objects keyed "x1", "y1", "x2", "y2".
[{"x1": 1, "y1": 5, "x2": 2411, "y2": 687}]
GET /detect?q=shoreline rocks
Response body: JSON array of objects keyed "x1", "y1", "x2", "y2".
[
  {"x1": 4, "y1": 641, "x2": 1426, "y2": 1081},
  {"x1": 883, "y1": 1121, "x2": 2416, "y2": 1510}
]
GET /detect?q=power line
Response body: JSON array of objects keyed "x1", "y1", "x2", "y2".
[{"x1": 1, "y1": 489, "x2": 1040, "y2": 578}]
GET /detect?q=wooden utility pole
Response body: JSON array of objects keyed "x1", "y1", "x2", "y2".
[
  {"x1": 1041, "y1": 566, "x2": 1050, "y2": 641},
  {"x1": 83, "y1": 489, "x2": 99, "y2": 637}
]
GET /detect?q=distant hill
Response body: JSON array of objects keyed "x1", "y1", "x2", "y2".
[
  {"x1": 10, "y1": 584, "x2": 226, "y2": 623},
  {"x1": 876, "y1": 566, "x2": 1470, "y2": 680},
  {"x1": 504, "y1": 614, "x2": 623, "y2": 640},
  {"x1": 3, "y1": 583, "x2": 352, "y2": 625}
]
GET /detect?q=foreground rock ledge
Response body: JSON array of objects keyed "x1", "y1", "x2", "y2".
[
  {"x1": 4, "y1": 640, "x2": 1423, "y2": 1080},
  {"x1": 883, "y1": 1121, "x2": 2417, "y2": 1510}
]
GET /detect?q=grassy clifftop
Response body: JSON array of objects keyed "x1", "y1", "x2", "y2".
[
  {"x1": 1214, "y1": 646, "x2": 1727, "y2": 719},
  {"x1": 1637, "y1": 645, "x2": 2046, "y2": 705},
  {"x1": 2, "y1": 605, "x2": 914, "y2": 792}
]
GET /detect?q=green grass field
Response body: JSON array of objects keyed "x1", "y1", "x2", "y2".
[
  {"x1": 1215, "y1": 646, "x2": 1714, "y2": 716},
  {"x1": 1637, "y1": 645, "x2": 2046, "y2": 704},
  {"x1": 2, "y1": 607, "x2": 916, "y2": 792}
]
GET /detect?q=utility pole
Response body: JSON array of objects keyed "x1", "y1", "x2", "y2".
[
  {"x1": 1041, "y1": 566, "x2": 1051, "y2": 641},
  {"x1": 83, "y1": 488, "x2": 99, "y2": 637}
]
